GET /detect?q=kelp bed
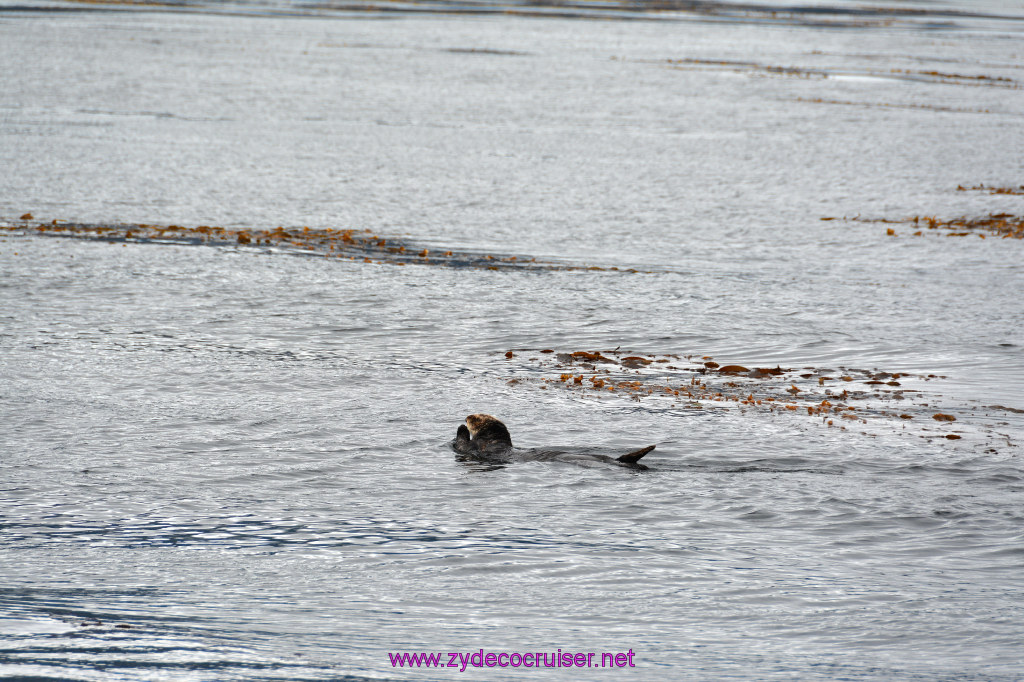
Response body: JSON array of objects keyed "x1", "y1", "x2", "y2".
[
  {"x1": 501, "y1": 348, "x2": 1021, "y2": 449},
  {"x1": 2, "y1": 214, "x2": 639, "y2": 273},
  {"x1": 5, "y1": 214, "x2": 1019, "y2": 448}
]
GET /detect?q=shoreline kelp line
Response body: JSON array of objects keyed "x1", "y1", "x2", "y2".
[
  {"x1": 51, "y1": 0, "x2": 1024, "y2": 29},
  {"x1": 502, "y1": 348, "x2": 1021, "y2": 449},
  {"x1": 1, "y1": 215, "x2": 642, "y2": 273}
]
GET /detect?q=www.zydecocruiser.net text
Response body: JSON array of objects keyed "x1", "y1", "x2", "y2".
[{"x1": 389, "y1": 649, "x2": 637, "y2": 670}]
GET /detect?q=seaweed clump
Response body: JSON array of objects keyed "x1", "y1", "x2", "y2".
[{"x1": 500, "y1": 347, "x2": 981, "y2": 444}]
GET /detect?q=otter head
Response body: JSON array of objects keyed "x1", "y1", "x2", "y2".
[
  {"x1": 465, "y1": 413, "x2": 513, "y2": 449},
  {"x1": 465, "y1": 413, "x2": 499, "y2": 437}
]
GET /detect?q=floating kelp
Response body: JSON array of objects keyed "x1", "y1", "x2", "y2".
[
  {"x1": 957, "y1": 184, "x2": 1024, "y2": 195},
  {"x1": 1, "y1": 215, "x2": 649, "y2": 273},
  {"x1": 889, "y1": 69, "x2": 1018, "y2": 88},
  {"x1": 498, "y1": 347, "x2": 1006, "y2": 445},
  {"x1": 662, "y1": 57, "x2": 828, "y2": 79},
  {"x1": 824, "y1": 183, "x2": 1024, "y2": 240},
  {"x1": 661, "y1": 59, "x2": 1016, "y2": 90},
  {"x1": 795, "y1": 97, "x2": 992, "y2": 115},
  {"x1": 846, "y1": 213, "x2": 1024, "y2": 239}
]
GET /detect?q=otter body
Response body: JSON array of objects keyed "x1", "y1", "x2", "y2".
[{"x1": 452, "y1": 414, "x2": 655, "y2": 469}]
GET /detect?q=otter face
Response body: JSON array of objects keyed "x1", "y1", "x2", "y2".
[{"x1": 465, "y1": 413, "x2": 500, "y2": 437}]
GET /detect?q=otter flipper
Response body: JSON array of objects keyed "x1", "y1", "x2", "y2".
[
  {"x1": 617, "y1": 444, "x2": 655, "y2": 465},
  {"x1": 453, "y1": 424, "x2": 473, "y2": 453}
]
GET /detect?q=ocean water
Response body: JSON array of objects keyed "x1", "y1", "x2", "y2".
[{"x1": 1, "y1": 0, "x2": 1023, "y2": 679}]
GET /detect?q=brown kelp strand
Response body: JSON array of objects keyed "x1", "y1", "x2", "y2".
[
  {"x1": 657, "y1": 58, "x2": 1017, "y2": 89},
  {"x1": 956, "y1": 184, "x2": 1024, "y2": 195},
  {"x1": 832, "y1": 213, "x2": 1024, "y2": 239},
  {"x1": 2, "y1": 215, "x2": 647, "y2": 273},
  {"x1": 822, "y1": 183, "x2": 1024, "y2": 239},
  {"x1": 795, "y1": 97, "x2": 993, "y2": 115}
]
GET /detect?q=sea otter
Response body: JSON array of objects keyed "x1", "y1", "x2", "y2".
[{"x1": 452, "y1": 414, "x2": 656, "y2": 469}]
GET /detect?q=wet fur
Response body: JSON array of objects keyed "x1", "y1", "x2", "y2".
[{"x1": 452, "y1": 414, "x2": 655, "y2": 469}]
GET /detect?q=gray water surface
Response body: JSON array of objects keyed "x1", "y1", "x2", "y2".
[{"x1": 2, "y1": 1, "x2": 1024, "y2": 679}]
